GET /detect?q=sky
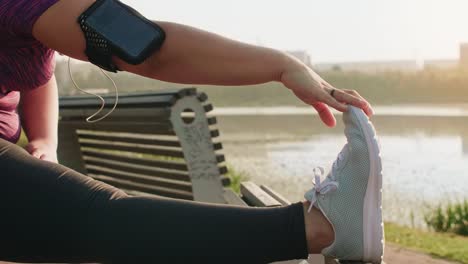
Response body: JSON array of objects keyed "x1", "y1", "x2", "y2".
[{"x1": 124, "y1": 0, "x2": 468, "y2": 63}]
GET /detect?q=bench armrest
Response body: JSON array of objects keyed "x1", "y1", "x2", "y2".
[{"x1": 240, "y1": 181, "x2": 289, "y2": 207}]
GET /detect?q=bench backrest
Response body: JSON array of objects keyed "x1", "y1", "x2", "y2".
[{"x1": 58, "y1": 88, "x2": 229, "y2": 203}]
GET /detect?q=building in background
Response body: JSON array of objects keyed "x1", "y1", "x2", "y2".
[{"x1": 459, "y1": 43, "x2": 468, "y2": 68}]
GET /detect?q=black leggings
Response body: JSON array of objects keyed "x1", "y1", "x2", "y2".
[{"x1": 0, "y1": 138, "x2": 308, "y2": 264}]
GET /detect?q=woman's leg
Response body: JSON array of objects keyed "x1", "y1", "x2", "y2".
[{"x1": 0, "y1": 138, "x2": 332, "y2": 263}]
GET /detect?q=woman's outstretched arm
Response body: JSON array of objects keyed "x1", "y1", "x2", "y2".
[
  {"x1": 33, "y1": 0, "x2": 372, "y2": 127},
  {"x1": 20, "y1": 75, "x2": 59, "y2": 163}
]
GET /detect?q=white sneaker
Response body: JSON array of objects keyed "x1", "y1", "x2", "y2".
[{"x1": 304, "y1": 106, "x2": 384, "y2": 263}]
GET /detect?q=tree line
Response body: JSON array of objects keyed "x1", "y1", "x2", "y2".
[{"x1": 56, "y1": 59, "x2": 468, "y2": 106}]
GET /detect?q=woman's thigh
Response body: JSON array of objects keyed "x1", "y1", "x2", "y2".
[
  {"x1": 0, "y1": 138, "x2": 127, "y2": 262},
  {"x1": 0, "y1": 138, "x2": 308, "y2": 263}
]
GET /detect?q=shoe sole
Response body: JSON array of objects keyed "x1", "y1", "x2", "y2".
[{"x1": 349, "y1": 107, "x2": 384, "y2": 263}]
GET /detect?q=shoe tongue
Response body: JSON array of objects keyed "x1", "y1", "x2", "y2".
[{"x1": 331, "y1": 144, "x2": 349, "y2": 175}]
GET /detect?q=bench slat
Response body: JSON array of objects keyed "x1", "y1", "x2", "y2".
[
  {"x1": 119, "y1": 188, "x2": 161, "y2": 198},
  {"x1": 204, "y1": 104, "x2": 214, "y2": 113},
  {"x1": 223, "y1": 188, "x2": 248, "y2": 206},
  {"x1": 77, "y1": 129, "x2": 177, "y2": 139},
  {"x1": 197, "y1": 92, "x2": 208, "y2": 103},
  {"x1": 213, "y1": 142, "x2": 223, "y2": 151},
  {"x1": 216, "y1": 154, "x2": 225, "y2": 163},
  {"x1": 240, "y1": 182, "x2": 282, "y2": 207},
  {"x1": 260, "y1": 185, "x2": 291, "y2": 206},
  {"x1": 207, "y1": 116, "x2": 217, "y2": 125},
  {"x1": 89, "y1": 174, "x2": 193, "y2": 200},
  {"x1": 210, "y1": 129, "x2": 220, "y2": 138},
  {"x1": 81, "y1": 149, "x2": 188, "y2": 171},
  {"x1": 219, "y1": 166, "x2": 228, "y2": 175},
  {"x1": 86, "y1": 163, "x2": 190, "y2": 183},
  {"x1": 59, "y1": 88, "x2": 195, "y2": 102},
  {"x1": 78, "y1": 133, "x2": 182, "y2": 148},
  {"x1": 83, "y1": 156, "x2": 190, "y2": 182},
  {"x1": 60, "y1": 94, "x2": 176, "y2": 109},
  {"x1": 181, "y1": 116, "x2": 217, "y2": 126},
  {"x1": 131, "y1": 87, "x2": 196, "y2": 98},
  {"x1": 61, "y1": 121, "x2": 176, "y2": 135},
  {"x1": 60, "y1": 108, "x2": 171, "y2": 121},
  {"x1": 87, "y1": 169, "x2": 192, "y2": 193},
  {"x1": 220, "y1": 176, "x2": 231, "y2": 186},
  {"x1": 79, "y1": 139, "x2": 185, "y2": 158}
]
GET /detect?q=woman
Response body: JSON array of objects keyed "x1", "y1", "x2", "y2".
[{"x1": 0, "y1": 0, "x2": 383, "y2": 263}]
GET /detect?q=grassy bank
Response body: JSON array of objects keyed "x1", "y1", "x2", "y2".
[
  {"x1": 424, "y1": 200, "x2": 468, "y2": 236},
  {"x1": 225, "y1": 166, "x2": 248, "y2": 194},
  {"x1": 385, "y1": 222, "x2": 468, "y2": 264}
]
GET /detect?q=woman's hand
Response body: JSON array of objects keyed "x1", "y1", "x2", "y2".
[
  {"x1": 280, "y1": 60, "x2": 373, "y2": 127},
  {"x1": 25, "y1": 139, "x2": 58, "y2": 163}
]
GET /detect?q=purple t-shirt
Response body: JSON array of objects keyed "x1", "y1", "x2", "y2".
[{"x1": 0, "y1": 0, "x2": 60, "y2": 143}]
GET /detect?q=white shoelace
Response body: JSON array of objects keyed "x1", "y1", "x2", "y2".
[{"x1": 305, "y1": 148, "x2": 346, "y2": 212}]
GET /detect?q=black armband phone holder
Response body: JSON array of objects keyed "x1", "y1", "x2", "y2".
[
  {"x1": 78, "y1": 0, "x2": 166, "y2": 72},
  {"x1": 78, "y1": 17, "x2": 118, "y2": 72}
]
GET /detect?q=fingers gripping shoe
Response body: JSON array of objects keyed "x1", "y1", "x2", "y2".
[{"x1": 304, "y1": 106, "x2": 384, "y2": 263}]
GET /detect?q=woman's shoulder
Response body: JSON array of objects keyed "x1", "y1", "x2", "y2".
[
  {"x1": 0, "y1": 0, "x2": 60, "y2": 38},
  {"x1": 0, "y1": 0, "x2": 59, "y2": 92}
]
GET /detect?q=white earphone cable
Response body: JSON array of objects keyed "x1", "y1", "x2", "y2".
[{"x1": 67, "y1": 57, "x2": 119, "y2": 123}]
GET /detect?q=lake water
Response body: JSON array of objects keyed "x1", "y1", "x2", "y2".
[{"x1": 213, "y1": 106, "x2": 468, "y2": 227}]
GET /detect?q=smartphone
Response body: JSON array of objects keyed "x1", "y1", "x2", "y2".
[{"x1": 79, "y1": 0, "x2": 166, "y2": 65}]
